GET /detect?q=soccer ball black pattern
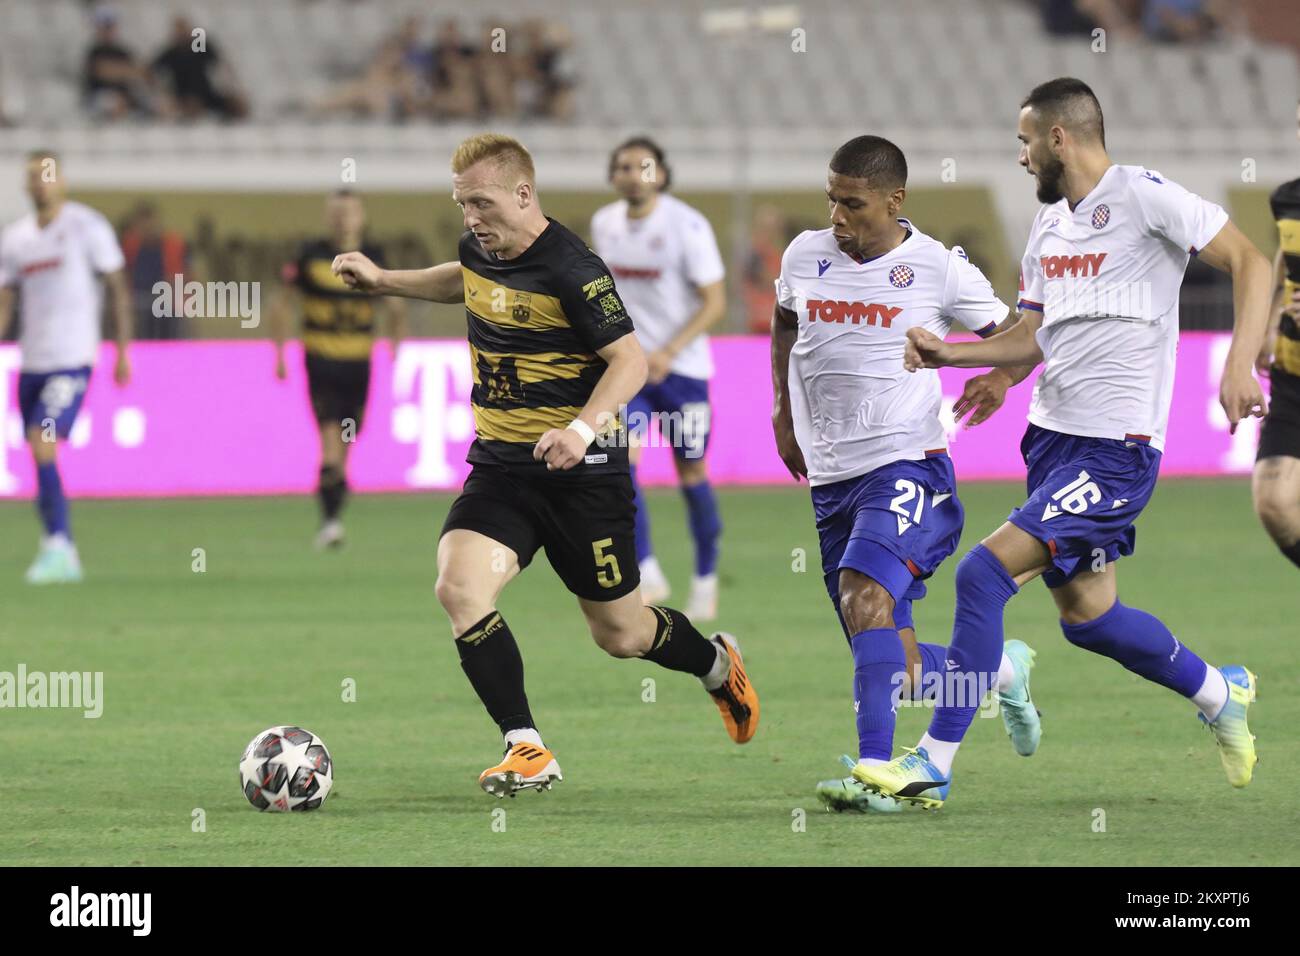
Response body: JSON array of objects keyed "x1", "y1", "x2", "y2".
[{"x1": 239, "y1": 726, "x2": 334, "y2": 812}]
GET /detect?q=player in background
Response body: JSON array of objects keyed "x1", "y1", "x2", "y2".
[
  {"x1": 1252, "y1": 100, "x2": 1300, "y2": 571},
  {"x1": 0, "y1": 150, "x2": 131, "y2": 584},
  {"x1": 865, "y1": 78, "x2": 1271, "y2": 808},
  {"x1": 591, "y1": 137, "x2": 727, "y2": 619},
  {"x1": 770, "y1": 135, "x2": 1042, "y2": 813},
  {"x1": 270, "y1": 190, "x2": 406, "y2": 550},
  {"x1": 331, "y1": 135, "x2": 758, "y2": 798}
]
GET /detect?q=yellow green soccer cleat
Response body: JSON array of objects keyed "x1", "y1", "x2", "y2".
[
  {"x1": 850, "y1": 746, "x2": 950, "y2": 810},
  {"x1": 816, "y1": 756, "x2": 902, "y2": 813},
  {"x1": 1200, "y1": 665, "x2": 1258, "y2": 789},
  {"x1": 998, "y1": 639, "x2": 1041, "y2": 757}
]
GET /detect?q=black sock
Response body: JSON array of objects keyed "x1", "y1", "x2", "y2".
[
  {"x1": 455, "y1": 611, "x2": 535, "y2": 735},
  {"x1": 1282, "y1": 539, "x2": 1300, "y2": 571},
  {"x1": 641, "y1": 606, "x2": 718, "y2": 677},
  {"x1": 318, "y1": 464, "x2": 346, "y2": 521}
]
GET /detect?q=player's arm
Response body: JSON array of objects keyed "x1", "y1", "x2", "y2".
[
  {"x1": 649, "y1": 279, "x2": 725, "y2": 383},
  {"x1": 269, "y1": 282, "x2": 299, "y2": 380},
  {"x1": 0, "y1": 286, "x2": 13, "y2": 341},
  {"x1": 1196, "y1": 219, "x2": 1272, "y2": 432},
  {"x1": 770, "y1": 303, "x2": 806, "y2": 481},
  {"x1": 103, "y1": 268, "x2": 132, "y2": 386},
  {"x1": 332, "y1": 253, "x2": 464, "y2": 304},
  {"x1": 952, "y1": 312, "x2": 1040, "y2": 427},
  {"x1": 534, "y1": 332, "x2": 648, "y2": 471},
  {"x1": 1255, "y1": 247, "x2": 1287, "y2": 375},
  {"x1": 905, "y1": 309, "x2": 1043, "y2": 372}
]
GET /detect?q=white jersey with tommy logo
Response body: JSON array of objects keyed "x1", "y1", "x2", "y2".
[
  {"x1": 1017, "y1": 164, "x2": 1228, "y2": 452},
  {"x1": 775, "y1": 220, "x2": 1009, "y2": 486},
  {"x1": 0, "y1": 200, "x2": 125, "y2": 373},
  {"x1": 590, "y1": 193, "x2": 725, "y2": 380}
]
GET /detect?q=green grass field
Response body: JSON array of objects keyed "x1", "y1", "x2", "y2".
[{"x1": 1, "y1": 480, "x2": 1297, "y2": 866}]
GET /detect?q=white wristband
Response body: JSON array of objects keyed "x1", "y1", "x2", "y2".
[{"x1": 566, "y1": 418, "x2": 596, "y2": 447}]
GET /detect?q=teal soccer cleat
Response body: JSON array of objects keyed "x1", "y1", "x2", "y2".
[
  {"x1": 998, "y1": 639, "x2": 1041, "y2": 757},
  {"x1": 816, "y1": 755, "x2": 902, "y2": 813}
]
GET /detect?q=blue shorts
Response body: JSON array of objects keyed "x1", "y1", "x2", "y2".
[
  {"x1": 18, "y1": 367, "x2": 92, "y2": 439},
  {"x1": 812, "y1": 455, "x2": 965, "y2": 634},
  {"x1": 626, "y1": 373, "x2": 710, "y2": 461},
  {"x1": 1008, "y1": 424, "x2": 1162, "y2": 588}
]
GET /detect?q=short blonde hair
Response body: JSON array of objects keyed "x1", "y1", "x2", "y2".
[{"x1": 451, "y1": 133, "x2": 535, "y2": 185}]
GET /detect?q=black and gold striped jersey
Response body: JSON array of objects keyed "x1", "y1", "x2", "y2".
[
  {"x1": 1270, "y1": 178, "x2": 1300, "y2": 379},
  {"x1": 459, "y1": 218, "x2": 635, "y2": 475},
  {"x1": 284, "y1": 239, "x2": 387, "y2": 361}
]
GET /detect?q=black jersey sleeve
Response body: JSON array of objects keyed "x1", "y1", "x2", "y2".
[{"x1": 556, "y1": 252, "x2": 636, "y2": 352}]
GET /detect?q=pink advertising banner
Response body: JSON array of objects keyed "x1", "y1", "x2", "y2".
[{"x1": 0, "y1": 333, "x2": 1263, "y2": 498}]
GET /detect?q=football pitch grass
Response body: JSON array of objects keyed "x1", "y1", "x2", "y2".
[{"x1": 2, "y1": 480, "x2": 1296, "y2": 867}]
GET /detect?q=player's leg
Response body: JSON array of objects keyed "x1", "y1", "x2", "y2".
[
  {"x1": 437, "y1": 470, "x2": 557, "y2": 796},
  {"x1": 577, "y1": 590, "x2": 758, "y2": 744},
  {"x1": 543, "y1": 471, "x2": 758, "y2": 744},
  {"x1": 625, "y1": 388, "x2": 668, "y2": 601},
  {"x1": 1252, "y1": 454, "x2": 1300, "y2": 570},
  {"x1": 1049, "y1": 561, "x2": 1258, "y2": 787},
  {"x1": 315, "y1": 421, "x2": 348, "y2": 549},
  {"x1": 668, "y1": 376, "x2": 722, "y2": 620},
  {"x1": 21, "y1": 368, "x2": 89, "y2": 584}
]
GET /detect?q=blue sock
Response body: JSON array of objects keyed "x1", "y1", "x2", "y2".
[
  {"x1": 850, "y1": 627, "x2": 905, "y2": 761},
  {"x1": 630, "y1": 465, "x2": 653, "y2": 563},
  {"x1": 910, "y1": 642, "x2": 947, "y2": 702},
  {"x1": 1061, "y1": 600, "x2": 1208, "y2": 697},
  {"x1": 681, "y1": 481, "x2": 721, "y2": 577},
  {"x1": 927, "y1": 545, "x2": 1018, "y2": 743},
  {"x1": 36, "y1": 461, "x2": 70, "y2": 539}
]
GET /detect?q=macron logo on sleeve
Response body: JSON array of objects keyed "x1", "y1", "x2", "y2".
[{"x1": 817, "y1": 258, "x2": 832, "y2": 276}]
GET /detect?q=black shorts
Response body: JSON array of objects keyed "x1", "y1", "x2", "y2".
[
  {"x1": 441, "y1": 464, "x2": 640, "y2": 602},
  {"x1": 1258, "y1": 371, "x2": 1300, "y2": 462},
  {"x1": 305, "y1": 354, "x2": 371, "y2": 429}
]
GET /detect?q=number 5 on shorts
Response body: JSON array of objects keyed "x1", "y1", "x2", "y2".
[{"x1": 592, "y1": 537, "x2": 623, "y2": 589}]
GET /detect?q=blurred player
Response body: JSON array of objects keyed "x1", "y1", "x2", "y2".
[
  {"x1": 331, "y1": 134, "x2": 758, "y2": 798},
  {"x1": 1252, "y1": 101, "x2": 1300, "y2": 570},
  {"x1": 0, "y1": 150, "x2": 131, "y2": 583},
  {"x1": 868, "y1": 78, "x2": 1271, "y2": 808},
  {"x1": 270, "y1": 190, "x2": 406, "y2": 549},
  {"x1": 591, "y1": 137, "x2": 727, "y2": 619},
  {"x1": 769, "y1": 135, "x2": 1041, "y2": 813}
]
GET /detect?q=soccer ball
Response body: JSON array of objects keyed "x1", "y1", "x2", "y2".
[{"x1": 238, "y1": 726, "x2": 334, "y2": 812}]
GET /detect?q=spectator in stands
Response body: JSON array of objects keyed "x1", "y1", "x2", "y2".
[
  {"x1": 150, "y1": 15, "x2": 248, "y2": 121},
  {"x1": 311, "y1": 16, "x2": 431, "y2": 120},
  {"x1": 82, "y1": 6, "x2": 149, "y2": 121},
  {"x1": 429, "y1": 19, "x2": 480, "y2": 120},
  {"x1": 476, "y1": 19, "x2": 519, "y2": 118},
  {"x1": 119, "y1": 201, "x2": 189, "y2": 340},
  {"x1": 517, "y1": 20, "x2": 577, "y2": 121},
  {"x1": 1041, "y1": 0, "x2": 1142, "y2": 39},
  {"x1": 744, "y1": 205, "x2": 786, "y2": 334},
  {"x1": 1142, "y1": 0, "x2": 1222, "y2": 43}
]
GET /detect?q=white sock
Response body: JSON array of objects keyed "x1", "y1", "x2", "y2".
[
  {"x1": 1192, "y1": 667, "x2": 1230, "y2": 722},
  {"x1": 857, "y1": 758, "x2": 888, "y2": 768},
  {"x1": 701, "y1": 639, "x2": 730, "y2": 691},
  {"x1": 505, "y1": 727, "x2": 545, "y2": 750},
  {"x1": 48, "y1": 532, "x2": 70, "y2": 549},
  {"x1": 691, "y1": 573, "x2": 717, "y2": 590},
  {"x1": 917, "y1": 734, "x2": 960, "y2": 777},
  {"x1": 996, "y1": 652, "x2": 1016, "y2": 694}
]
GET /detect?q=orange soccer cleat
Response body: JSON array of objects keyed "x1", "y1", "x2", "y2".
[
  {"x1": 707, "y1": 632, "x2": 760, "y2": 744},
  {"x1": 478, "y1": 741, "x2": 563, "y2": 798}
]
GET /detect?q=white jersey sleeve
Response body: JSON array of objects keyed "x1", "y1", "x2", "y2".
[
  {"x1": 680, "y1": 211, "x2": 725, "y2": 288},
  {"x1": 774, "y1": 231, "x2": 812, "y2": 311},
  {"x1": 86, "y1": 209, "x2": 126, "y2": 273},
  {"x1": 1130, "y1": 169, "x2": 1228, "y2": 254},
  {"x1": 1017, "y1": 212, "x2": 1046, "y2": 314},
  {"x1": 941, "y1": 247, "x2": 1009, "y2": 334}
]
